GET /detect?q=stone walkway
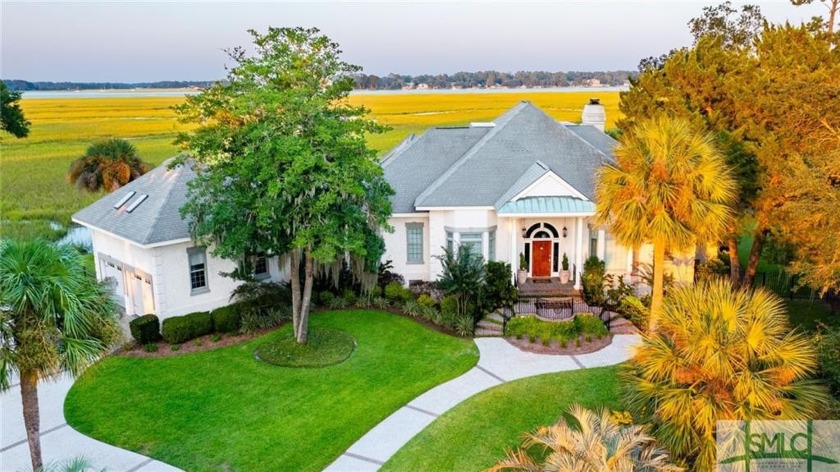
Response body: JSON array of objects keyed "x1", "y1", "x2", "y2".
[
  {"x1": 1, "y1": 372, "x2": 182, "y2": 472},
  {"x1": 325, "y1": 334, "x2": 641, "y2": 471}
]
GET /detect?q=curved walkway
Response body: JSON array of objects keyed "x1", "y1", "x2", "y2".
[
  {"x1": 325, "y1": 334, "x2": 641, "y2": 471},
  {"x1": 1, "y1": 372, "x2": 181, "y2": 472}
]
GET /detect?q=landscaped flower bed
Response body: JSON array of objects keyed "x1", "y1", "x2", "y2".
[{"x1": 505, "y1": 313, "x2": 610, "y2": 351}]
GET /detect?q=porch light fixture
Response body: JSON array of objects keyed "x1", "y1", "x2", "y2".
[
  {"x1": 562, "y1": 226, "x2": 568, "y2": 238},
  {"x1": 521, "y1": 227, "x2": 527, "y2": 237}
]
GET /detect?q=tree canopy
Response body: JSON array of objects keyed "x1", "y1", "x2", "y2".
[
  {"x1": 0, "y1": 81, "x2": 31, "y2": 138},
  {"x1": 175, "y1": 27, "x2": 393, "y2": 343},
  {"x1": 67, "y1": 138, "x2": 151, "y2": 192},
  {"x1": 0, "y1": 240, "x2": 121, "y2": 470},
  {"x1": 619, "y1": 6, "x2": 840, "y2": 293}
]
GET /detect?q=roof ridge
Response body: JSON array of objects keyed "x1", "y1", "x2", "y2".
[
  {"x1": 414, "y1": 102, "x2": 530, "y2": 208},
  {"x1": 144, "y1": 161, "x2": 188, "y2": 244},
  {"x1": 379, "y1": 133, "x2": 418, "y2": 168},
  {"x1": 563, "y1": 124, "x2": 617, "y2": 162}
]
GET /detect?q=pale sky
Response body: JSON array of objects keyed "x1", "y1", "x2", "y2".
[{"x1": 0, "y1": 1, "x2": 827, "y2": 82}]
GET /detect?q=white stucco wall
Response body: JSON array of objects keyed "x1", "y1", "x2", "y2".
[
  {"x1": 383, "y1": 215, "x2": 431, "y2": 284},
  {"x1": 89, "y1": 229, "x2": 287, "y2": 321}
]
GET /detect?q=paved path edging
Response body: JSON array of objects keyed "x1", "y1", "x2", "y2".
[
  {"x1": 1, "y1": 373, "x2": 183, "y2": 472},
  {"x1": 325, "y1": 334, "x2": 641, "y2": 471}
]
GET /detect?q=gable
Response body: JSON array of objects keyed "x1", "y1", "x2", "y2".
[{"x1": 512, "y1": 170, "x2": 587, "y2": 201}]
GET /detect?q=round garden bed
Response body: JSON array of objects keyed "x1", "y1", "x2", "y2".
[{"x1": 255, "y1": 328, "x2": 357, "y2": 368}]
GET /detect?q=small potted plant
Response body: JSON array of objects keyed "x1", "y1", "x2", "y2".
[
  {"x1": 517, "y1": 252, "x2": 528, "y2": 286},
  {"x1": 560, "y1": 253, "x2": 571, "y2": 284}
]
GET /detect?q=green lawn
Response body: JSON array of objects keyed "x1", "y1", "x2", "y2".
[
  {"x1": 65, "y1": 310, "x2": 478, "y2": 472},
  {"x1": 382, "y1": 365, "x2": 622, "y2": 471},
  {"x1": 786, "y1": 299, "x2": 837, "y2": 331}
]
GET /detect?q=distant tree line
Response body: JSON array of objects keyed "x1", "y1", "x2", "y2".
[
  {"x1": 4, "y1": 70, "x2": 635, "y2": 93},
  {"x1": 352, "y1": 70, "x2": 636, "y2": 90},
  {"x1": 2, "y1": 80, "x2": 216, "y2": 91}
]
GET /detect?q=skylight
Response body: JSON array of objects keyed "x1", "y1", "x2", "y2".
[
  {"x1": 113, "y1": 191, "x2": 136, "y2": 210},
  {"x1": 125, "y1": 194, "x2": 148, "y2": 213}
]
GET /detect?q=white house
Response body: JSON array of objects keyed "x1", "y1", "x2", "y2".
[
  {"x1": 74, "y1": 99, "x2": 695, "y2": 320},
  {"x1": 72, "y1": 162, "x2": 286, "y2": 320},
  {"x1": 379, "y1": 100, "x2": 695, "y2": 290}
]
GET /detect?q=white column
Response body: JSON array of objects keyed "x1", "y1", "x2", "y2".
[
  {"x1": 596, "y1": 228, "x2": 606, "y2": 261},
  {"x1": 626, "y1": 248, "x2": 634, "y2": 277},
  {"x1": 509, "y1": 218, "x2": 517, "y2": 283},
  {"x1": 574, "y1": 217, "x2": 584, "y2": 289},
  {"x1": 482, "y1": 231, "x2": 489, "y2": 260}
]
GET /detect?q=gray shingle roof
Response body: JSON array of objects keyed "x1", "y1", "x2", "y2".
[
  {"x1": 493, "y1": 161, "x2": 550, "y2": 209},
  {"x1": 72, "y1": 159, "x2": 194, "y2": 246},
  {"x1": 381, "y1": 127, "x2": 490, "y2": 213},
  {"x1": 382, "y1": 102, "x2": 617, "y2": 211}
]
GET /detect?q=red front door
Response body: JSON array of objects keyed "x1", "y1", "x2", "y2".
[{"x1": 532, "y1": 241, "x2": 552, "y2": 277}]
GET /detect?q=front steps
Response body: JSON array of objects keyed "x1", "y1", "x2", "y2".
[{"x1": 474, "y1": 310, "x2": 507, "y2": 337}]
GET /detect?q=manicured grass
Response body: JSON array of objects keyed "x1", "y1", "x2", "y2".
[
  {"x1": 65, "y1": 310, "x2": 478, "y2": 471},
  {"x1": 505, "y1": 314, "x2": 609, "y2": 346},
  {"x1": 382, "y1": 365, "x2": 622, "y2": 471},
  {"x1": 3, "y1": 91, "x2": 620, "y2": 237},
  {"x1": 256, "y1": 328, "x2": 356, "y2": 367}
]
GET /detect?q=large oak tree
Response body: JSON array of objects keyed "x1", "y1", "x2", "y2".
[{"x1": 175, "y1": 27, "x2": 392, "y2": 343}]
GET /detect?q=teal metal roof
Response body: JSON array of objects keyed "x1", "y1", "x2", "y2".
[{"x1": 497, "y1": 196, "x2": 595, "y2": 215}]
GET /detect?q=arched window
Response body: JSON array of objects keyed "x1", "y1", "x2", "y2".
[
  {"x1": 532, "y1": 230, "x2": 551, "y2": 239},
  {"x1": 525, "y1": 222, "x2": 559, "y2": 239}
]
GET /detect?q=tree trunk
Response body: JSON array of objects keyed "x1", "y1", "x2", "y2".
[
  {"x1": 728, "y1": 237, "x2": 742, "y2": 286},
  {"x1": 650, "y1": 238, "x2": 666, "y2": 331},
  {"x1": 289, "y1": 249, "x2": 302, "y2": 338},
  {"x1": 296, "y1": 251, "x2": 314, "y2": 344},
  {"x1": 743, "y1": 228, "x2": 766, "y2": 288},
  {"x1": 829, "y1": 0, "x2": 838, "y2": 34},
  {"x1": 20, "y1": 370, "x2": 42, "y2": 472}
]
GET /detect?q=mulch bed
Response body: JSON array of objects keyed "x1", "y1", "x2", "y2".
[
  {"x1": 505, "y1": 333, "x2": 613, "y2": 355},
  {"x1": 117, "y1": 327, "x2": 278, "y2": 358}
]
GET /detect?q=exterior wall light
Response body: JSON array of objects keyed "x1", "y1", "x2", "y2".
[{"x1": 562, "y1": 226, "x2": 568, "y2": 238}]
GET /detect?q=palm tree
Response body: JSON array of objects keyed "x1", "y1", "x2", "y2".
[
  {"x1": 622, "y1": 280, "x2": 829, "y2": 471},
  {"x1": 595, "y1": 117, "x2": 737, "y2": 328},
  {"x1": 0, "y1": 240, "x2": 122, "y2": 471},
  {"x1": 489, "y1": 404, "x2": 681, "y2": 471},
  {"x1": 67, "y1": 138, "x2": 150, "y2": 192}
]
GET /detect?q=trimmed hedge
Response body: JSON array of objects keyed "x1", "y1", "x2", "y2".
[
  {"x1": 129, "y1": 314, "x2": 161, "y2": 344},
  {"x1": 384, "y1": 281, "x2": 412, "y2": 303},
  {"x1": 162, "y1": 311, "x2": 213, "y2": 344},
  {"x1": 211, "y1": 304, "x2": 242, "y2": 333}
]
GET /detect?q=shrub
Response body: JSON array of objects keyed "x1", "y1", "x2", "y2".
[
  {"x1": 373, "y1": 297, "x2": 390, "y2": 310},
  {"x1": 454, "y1": 315, "x2": 474, "y2": 337},
  {"x1": 585, "y1": 335, "x2": 593, "y2": 343},
  {"x1": 417, "y1": 293, "x2": 436, "y2": 308},
  {"x1": 506, "y1": 315, "x2": 579, "y2": 344},
  {"x1": 815, "y1": 324, "x2": 840, "y2": 397},
  {"x1": 541, "y1": 337, "x2": 551, "y2": 346},
  {"x1": 378, "y1": 260, "x2": 405, "y2": 289},
  {"x1": 319, "y1": 291, "x2": 336, "y2": 307},
  {"x1": 240, "y1": 305, "x2": 291, "y2": 333},
  {"x1": 419, "y1": 305, "x2": 437, "y2": 321},
  {"x1": 492, "y1": 405, "x2": 678, "y2": 470},
  {"x1": 574, "y1": 314, "x2": 609, "y2": 337},
  {"x1": 384, "y1": 281, "x2": 412, "y2": 304},
  {"x1": 161, "y1": 311, "x2": 213, "y2": 344},
  {"x1": 143, "y1": 342, "x2": 158, "y2": 353},
  {"x1": 436, "y1": 244, "x2": 485, "y2": 319},
  {"x1": 342, "y1": 289, "x2": 357, "y2": 306},
  {"x1": 230, "y1": 281, "x2": 292, "y2": 319},
  {"x1": 619, "y1": 296, "x2": 649, "y2": 333},
  {"x1": 211, "y1": 333, "x2": 222, "y2": 342},
  {"x1": 403, "y1": 300, "x2": 422, "y2": 317},
  {"x1": 581, "y1": 256, "x2": 606, "y2": 307},
  {"x1": 326, "y1": 296, "x2": 348, "y2": 310},
  {"x1": 560, "y1": 339, "x2": 568, "y2": 348},
  {"x1": 482, "y1": 261, "x2": 519, "y2": 311},
  {"x1": 170, "y1": 343, "x2": 180, "y2": 351},
  {"x1": 575, "y1": 338, "x2": 581, "y2": 347},
  {"x1": 440, "y1": 295, "x2": 459, "y2": 317},
  {"x1": 129, "y1": 314, "x2": 161, "y2": 344},
  {"x1": 211, "y1": 304, "x2": 242, "y2": 333}
]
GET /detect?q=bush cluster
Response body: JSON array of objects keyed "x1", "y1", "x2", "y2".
[
  {"x1": 161, "y1": 311, "x2": 213, "y2": 344},
  {"x1": 384, "y1": 281, "x2": 412, "y2": 304},
  {"x1": 129, "y1": 314, "x2": 161, "y2": 344},
  {"x1": 505, "y1": 313, "x2": 608, "y2": 345},
  {"x1": 211, "y1": 304, "x2": 243, "y2": 333}
]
